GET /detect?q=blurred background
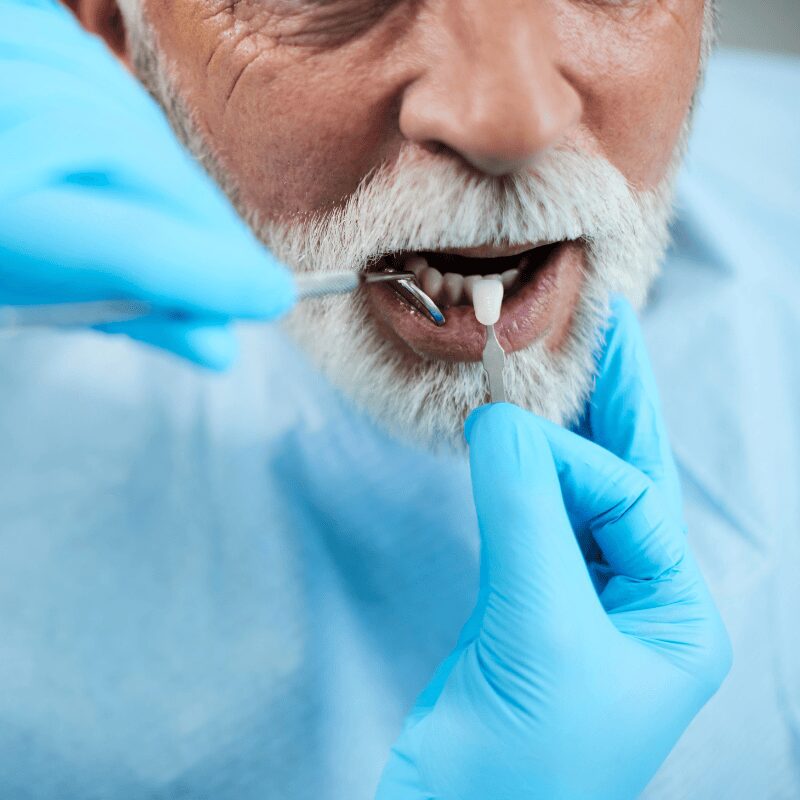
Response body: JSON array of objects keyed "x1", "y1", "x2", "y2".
[{"x1": 721, "y1": 0, "x2": 800, "y2": 54}]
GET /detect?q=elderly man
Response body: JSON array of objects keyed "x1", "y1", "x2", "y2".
[{"x1": 0, "y1": 0, "x2": 798, "y2": 798}]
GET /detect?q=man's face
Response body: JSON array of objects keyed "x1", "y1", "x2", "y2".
[{"x1": 121, "y1": 0, "x2": 707, "y2": 448}]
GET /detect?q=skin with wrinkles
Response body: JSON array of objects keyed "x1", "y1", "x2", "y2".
[
  {"x1": 71, "y1": 0, "x2": 704, "y2": 219},
  {"x1": 66, "y1": 0, "x2": 709, "y2": 446}
]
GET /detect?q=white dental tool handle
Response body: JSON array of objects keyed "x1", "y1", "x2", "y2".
[{"x1": 472, "y1": 278, "x2": 507, "y2": 403}]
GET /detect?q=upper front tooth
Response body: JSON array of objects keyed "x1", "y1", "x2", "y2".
[
  {"x1": 442, "y1": 273, "x2": 464, "y2": 306},
  {"x1": 463, "y1": 275, "x2": 481, "y2": 303},
  {"x1": 422, "y1": 267, "x2": 443, "y2": 300},
  {"x1": 405, "y1": 255, "x2": 429, "y2": 280},
  {"x1": 501, "y1": 268, "x2": 520, "y2": 290}
]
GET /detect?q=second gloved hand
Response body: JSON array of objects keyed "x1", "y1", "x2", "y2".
[
  {"x1": 377, "y1": 297, "x2": 732, "y2": 800},
  {"x1": 0, "y1": 1, "x2": 295, "y2": 368}
]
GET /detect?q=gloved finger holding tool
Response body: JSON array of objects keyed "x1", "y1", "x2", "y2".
[
  {"x1": 377, "y1": 296, "x2": 732, "y2": 800},
  {"x1": 0, "y1": 0, "x2": 296, "y2": 369}
]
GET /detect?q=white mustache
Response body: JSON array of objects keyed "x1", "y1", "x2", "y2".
[{"x1": 269, "y1": 143, "x2": 655, "y2": 279}]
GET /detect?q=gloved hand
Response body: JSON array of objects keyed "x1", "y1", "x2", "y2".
[
  {"x1": 377, "y1": 297, "x2": 732, "y2": 800},
  {"x1": 0, "y1": 0, "x2": 294, "y2": 368}
]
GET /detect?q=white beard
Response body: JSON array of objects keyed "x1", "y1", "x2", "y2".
[
  {"x1": 256, "y1": 145, "x2": 677, "y2": 451},
  {"x1": 120, "y1": 8, "x2": 686, "y2": 453}
]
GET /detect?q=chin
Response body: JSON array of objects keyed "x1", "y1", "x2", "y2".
[{"x1": 281, "y1": 269, "x2": 611, "y2": 454}]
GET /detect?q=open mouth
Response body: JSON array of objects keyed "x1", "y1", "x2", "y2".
[
  {"x1": 366, "y1": 239, "x2": 586, "y2": 362},
  {"x1": 371, "y1": 242, "x2": 562, "y2": 309}
]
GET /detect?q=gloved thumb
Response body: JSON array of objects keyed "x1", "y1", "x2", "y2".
[{"x1": 465, "y1": 404, "x2": 599, "y2": 640}]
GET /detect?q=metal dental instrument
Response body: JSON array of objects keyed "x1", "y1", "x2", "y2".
[
  {"x1": 472, "y1": 278, "x2": 507, "y2": 403},
  {"x1": 389, "y1": 277, "x2": 446, "y2": 327},
  {"x1": 0, "y1": 270, "x2": 419, "y2": 331},
  {"x1": 295, "y1": 270, "x2": 417, "y2": 299}
]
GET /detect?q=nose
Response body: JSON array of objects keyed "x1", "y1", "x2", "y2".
[{"x1": 399, "y1": 1, "x2": 582, "y2": 177}]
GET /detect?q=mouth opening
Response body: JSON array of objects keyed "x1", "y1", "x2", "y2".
[{"x1": 371, "y1": 242, "x2": 563, "y2": 308}]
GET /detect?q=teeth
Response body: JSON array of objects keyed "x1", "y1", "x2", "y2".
[
  {"x1": 421, "y1": 266, "x2": 443, "y2": 299},
  {"x1": 501, "y1": 268, "x2": 520, "y2": 290},
  {"x1": 401, "y1": 257, "x2": 527, "y2": 308},
  {"x1": 463, "y1": 275, "x2": 481, "y2": 304},
  {"x1": 405, "y1": 256, "x2": 429, "y2": 281},
  {"x1": 442, "y1": 273, "x2": 464, "y2": 306}
]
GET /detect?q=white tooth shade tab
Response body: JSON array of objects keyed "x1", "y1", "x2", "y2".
[{"x1": 472, "y1": 278, "x2": 504, "y2": 325}]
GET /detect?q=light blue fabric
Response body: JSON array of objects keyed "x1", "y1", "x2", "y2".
[{"x1": 0, "y1": 22, "x2": 798, "y2": 800}]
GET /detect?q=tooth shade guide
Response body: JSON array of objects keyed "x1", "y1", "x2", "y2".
[
  {"x1": 383, "y1": 246, "x2": 553, "y2": 308},
  {"x1": 472, "y1": 278, "x2": 504, "y2": 326}
]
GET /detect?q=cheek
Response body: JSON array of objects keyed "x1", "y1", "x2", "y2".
[
  {"x1": 557, "y1": 0, "x2": 705, "y2": 189},
  {"x1": 146, "y1": 0, "x2": 703, "y2": 215},
  {"x1": 217, "y1": 58, "x2": 402, "y2": 219},
  {"x1": 146, "y1": 2, "x2": 407, "y2": 221}
]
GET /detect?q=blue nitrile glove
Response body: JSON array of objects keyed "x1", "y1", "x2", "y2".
[
  {"x1": 377, "y1": 296, "x2": 732, "y2": 800},
  {"x1": 0, "y1": 0, "x2": 295, "y2": 369}
]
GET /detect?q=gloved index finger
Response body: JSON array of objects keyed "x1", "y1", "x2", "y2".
[
  {"x1": 585, "y1": 295, "x2": 683, "y2": 517},
  {"x1": 1, "y1": 186, "x2": 297, "y2": 320},
  {"x1": 465, "y1": 404, "x2": 599, "y2": 617}
]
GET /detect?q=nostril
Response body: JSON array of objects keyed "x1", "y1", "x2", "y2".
[{"x1": 399, "y1": 53, "x2": 582, "y2": 179}]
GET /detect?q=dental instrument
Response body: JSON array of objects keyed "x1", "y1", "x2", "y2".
[
  {"x1": 472, "y1": 278, "x2": 506, "y2": 403},
  {"x1": 389, "y1": 277, "x2": 447, "y2": 327},
  {"x1": 0, "y1": 270, "x2": 422, "y2": 330}
]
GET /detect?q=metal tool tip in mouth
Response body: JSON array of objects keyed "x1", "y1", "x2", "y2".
[{"x1": 385, "y1": 275, "x2": 447, "y2": 326}]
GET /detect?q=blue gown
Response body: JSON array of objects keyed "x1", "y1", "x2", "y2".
[{"x1": 0, "y1": 4, "x2": 798, "y2": 796}]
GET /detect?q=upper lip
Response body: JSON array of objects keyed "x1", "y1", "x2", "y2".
[{"x1": 424, "y1": 241, "x2": 556, "y2": 259}]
